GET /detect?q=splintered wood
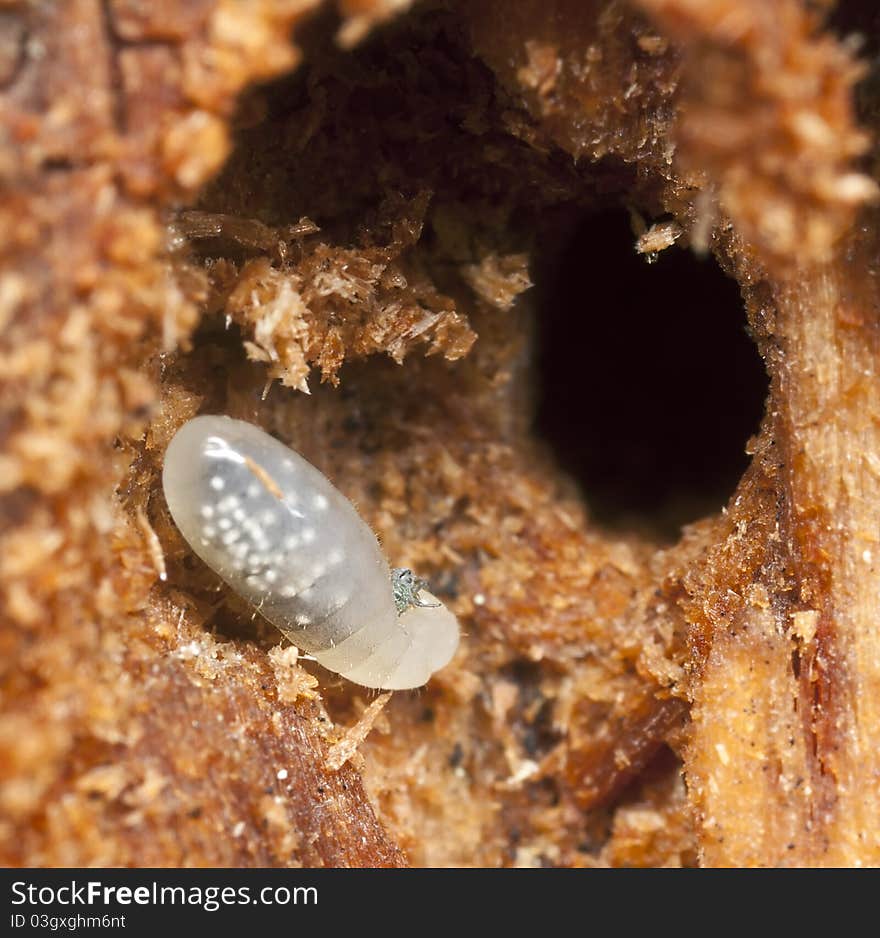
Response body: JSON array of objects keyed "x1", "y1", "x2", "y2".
[
  {"x1": 3, "y1": 0, "x2": 880, "y2": 868},
  {"x1": 326, "y1": 694, "x2": 393, "y2": 772}
]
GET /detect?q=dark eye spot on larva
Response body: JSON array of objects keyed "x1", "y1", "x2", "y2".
[{"x1": 162, "y1": 415, "x2": 460, "y2": 690}]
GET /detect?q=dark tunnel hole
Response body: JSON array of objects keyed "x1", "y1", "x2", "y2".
[{"x1": 533, "y1": 209, "x2": 769, "y2": 539}]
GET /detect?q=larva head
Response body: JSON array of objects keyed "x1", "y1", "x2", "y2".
[
  {"x1": 162, "y1": 415, "x2": 460, "y2": 691},
  {"x1": 392, "y1": 567, "x2": 438, "y2": 614}
]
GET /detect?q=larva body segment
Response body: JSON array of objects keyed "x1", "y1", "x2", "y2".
[{"x1": 162, "y1": 415, "x2": 459, "y2": 690}]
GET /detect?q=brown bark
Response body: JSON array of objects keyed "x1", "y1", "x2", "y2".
[{"x1": 1, "y1": 0, "x2": 878, "y2": 867}]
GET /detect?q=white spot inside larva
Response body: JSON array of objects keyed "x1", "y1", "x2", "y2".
[
  {"x1": 283, "y1": 534, "x2": 300, "y2": 551},
  {"x1": 210, "y1": 476, "x2": 224, "y2": 491},
  {"x1": 327, "y1": 547, "x2": 344, "y2": 566},
  {"x1": 233, "y1": 508, "x2": 247, "y2": 523},
  {"x1": 281, "y1": 585, "x2": 297, "y2": 598},
  {"x1": 312, "y1": 493, "x2": 328, "y2": 510},
  {"x1": 301, "y1": 527, "x2": 316, "y2": 545},
  {"x1": 283, "y1": 458, "x2": 294, "y2": 470},
  {"x1": 246, "y1": 483, "x2": 260, "y2": 498},
  {"x1": 219, "y1": 495, "x2": 239, "y2": 512},
  {"x1": 222, "y1": 529, "x2": 241, "y2": 545},
  {"x1": 265, "y1": 569, "x2": 278, "y2": 584},
  {"x1": 310, "y1": 562, "x2": 326, "y2": 580},
  {"x1": 276, "y1": 768, "x2": 288, "y2": 780},
  {"x1": 259, "y1": 509, "x2": 277, "y2": 526},
  {"x1": 202, "y1": 525, "x2": 216, "y2": 538},
  {"x1": 218, "y1": 518, "x2": 232, "y2": 531},
  {"x1": 200, "y1": 505, "x2": 214, "y2": 519}
]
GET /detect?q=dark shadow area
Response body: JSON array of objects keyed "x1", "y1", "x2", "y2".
[
  {"x1": 825, "y1": 3, "x2": 880, "y2": 130},
  {"x1": 534, "y1": 209, "x2": 768, "y2": 538}
]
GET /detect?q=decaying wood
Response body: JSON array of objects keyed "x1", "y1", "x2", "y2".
[
  {"x1": 326, "y1": 694, "x2": 393, "y2": 772},
  {"x1": 2, "y1": 0, "x2": 879, "y2": 867},
  {"x1": 684, "y1": 233, "x2": 880, "y2": 865}
]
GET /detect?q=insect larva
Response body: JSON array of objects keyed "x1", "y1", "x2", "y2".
[{"x1": 162, "y1": 415, "x2": 460, "y2": 690}]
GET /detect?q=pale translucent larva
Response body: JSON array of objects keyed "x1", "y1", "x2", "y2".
[{"x1": 162, "y1": 415, "x2": 459, "y2": 690}]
